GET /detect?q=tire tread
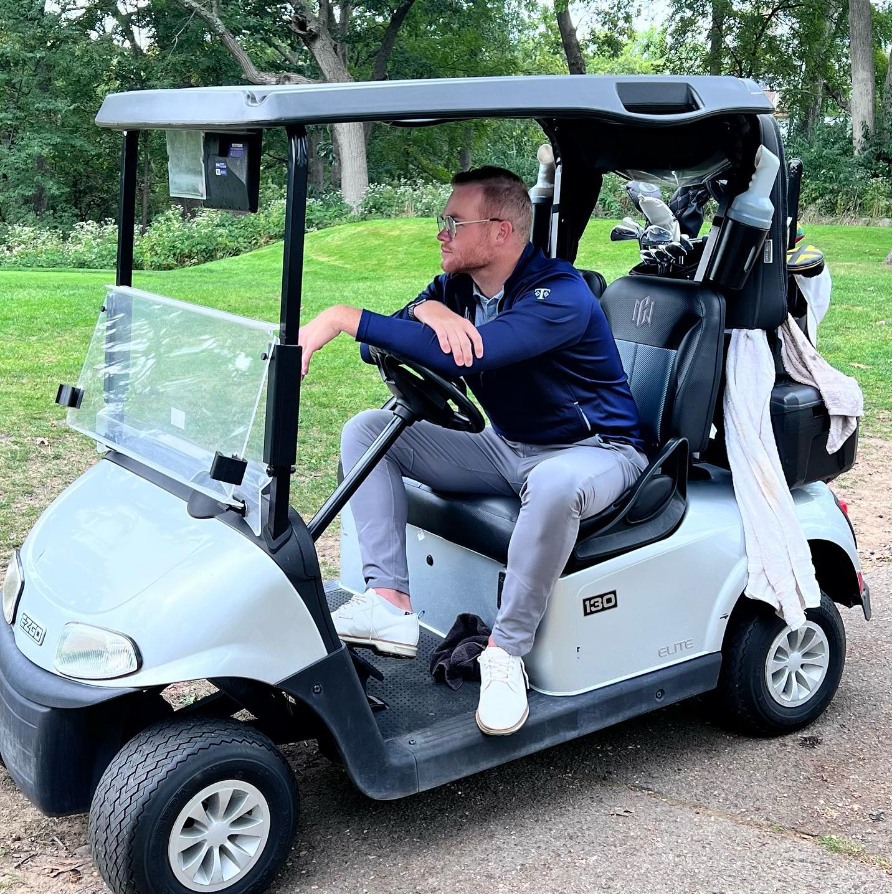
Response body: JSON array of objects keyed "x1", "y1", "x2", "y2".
[{"x1": 88, "y1": 718, "x2": 295, "y2": 894}]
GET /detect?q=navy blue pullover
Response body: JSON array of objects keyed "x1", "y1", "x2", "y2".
[{"x1": 356, "y1": 243, "x2": 644, "y2": 451}]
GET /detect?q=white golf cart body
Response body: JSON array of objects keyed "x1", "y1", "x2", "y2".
[{"x1": 0, "y1": 74, "x2": 868, "y2": 894}]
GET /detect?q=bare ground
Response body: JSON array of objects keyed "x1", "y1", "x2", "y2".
[
  {"x1": 0, "y1": 441, "x2": 890, "y2": 894},
  {"x1": 832, "y1": 437, "x2": 892, "y2": 570}
]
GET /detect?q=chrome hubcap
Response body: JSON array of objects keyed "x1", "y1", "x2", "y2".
[
  {"x1": 168, "y1": 780, "x2": 271, "y2": 892},
  {"x1": 765, "y1": 622, "x2": 830, "y2": 708}
]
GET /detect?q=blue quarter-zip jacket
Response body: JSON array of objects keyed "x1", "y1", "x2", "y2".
[{"x1": 356, "y1": 243, "x2": 644, "y2": 451}]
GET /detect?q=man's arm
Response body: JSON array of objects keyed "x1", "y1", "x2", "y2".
[{"x1": 356, "y1": 279, "x2": 592, "y2": 378}]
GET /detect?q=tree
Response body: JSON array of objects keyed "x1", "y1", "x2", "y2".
[
  {"x1": 848, "y1": 0, "x2": 876, "y2": 154},
  {"x1": 706, "y1": 0, "x2": 730, "y2": 76},
  {"x1": 555, "y1": 1, "x2": 586, "y2": 74},
  {"x1": 552, "y1": 0, "x2": 637, "y2": 75},
  {"x1": 166, "y1": 0, "x2": 421, "y2": 209}
]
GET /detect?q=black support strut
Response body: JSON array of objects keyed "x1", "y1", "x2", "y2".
[
  {"x1": 116, "y1": 130, "x2": 139, "y2": 288},
  {"x1": 264, "y1": 126, "x2": 309, "y2": 543}
]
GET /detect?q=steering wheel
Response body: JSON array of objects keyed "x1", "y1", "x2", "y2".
[{"x1": 372, "y1": 349, "x2": 485, "y2": 433}]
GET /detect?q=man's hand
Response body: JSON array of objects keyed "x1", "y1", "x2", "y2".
[
  {"x1": 298, "y1": 305, "x2": 361, "y2": 378},
  {"x1": 414, "y1": 301, "x2": 483, "y2": 367}
]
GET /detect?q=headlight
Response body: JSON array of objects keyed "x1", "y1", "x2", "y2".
[
  {"x1": 2, "y1": 550, "x2": 23, "y2": 625},
  {"x1": 55, "y1": 623, "x2": 141, "y2": 679}
]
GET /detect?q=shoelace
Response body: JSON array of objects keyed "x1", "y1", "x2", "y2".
[
  {"x1": 336, "y1": 591, "x2": 374, "y2": 614},
  {"x1": 481, "y1": 653, "x2": 517, "y2": 690}
]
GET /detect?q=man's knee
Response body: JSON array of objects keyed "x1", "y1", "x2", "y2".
[
  {"x1": 341, "y1": 408, "x2": 392, "y2": 456},
  {"x1": 520, "y1": 459, "x2": 586, "y2": 515}
]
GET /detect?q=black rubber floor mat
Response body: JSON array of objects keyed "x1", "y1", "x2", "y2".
[{"x1": 326, "y1": 584, "x2": 479, "y2": 740}]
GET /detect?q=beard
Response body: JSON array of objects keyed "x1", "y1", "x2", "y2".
[{"x1": 440, "y1": 241, "x2": 492, "y2": 276}]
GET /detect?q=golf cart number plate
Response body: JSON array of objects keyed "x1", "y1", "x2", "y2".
[
  {"x1": 582, "y1": 591, "x2": 618, "y2": 617},
  {"x1": 19, "y1": 613, "x2": 46, "y2": 646}
]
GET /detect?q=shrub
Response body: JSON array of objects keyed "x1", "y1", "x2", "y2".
[{"x1": 359, "y1": 180, "x2": 451, "y2": 219}]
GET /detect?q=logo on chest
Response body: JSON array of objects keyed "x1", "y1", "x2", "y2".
[{"x1": 534, "y1": 288, "x2": 551, "y2": 300}]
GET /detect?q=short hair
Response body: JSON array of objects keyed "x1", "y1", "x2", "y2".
[{"x1": 451, "y1": 166, "x2": 531, "y2": 243}]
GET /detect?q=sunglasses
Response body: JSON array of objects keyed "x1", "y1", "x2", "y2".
[{"x1": 437, "y1": 214, "x2": 504, "y2": 239}]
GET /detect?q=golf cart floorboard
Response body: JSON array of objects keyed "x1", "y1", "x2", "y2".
[
  {"x1": 324, "y1": 584, "x2": 723, "y2": 775},
  {"x1": 326, "y1": 584, "x2": 479, "y2": 740}
]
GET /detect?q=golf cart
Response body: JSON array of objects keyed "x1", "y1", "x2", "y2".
[{"x1": 0, "y1": 76, "x2": 869, "y2": 894}]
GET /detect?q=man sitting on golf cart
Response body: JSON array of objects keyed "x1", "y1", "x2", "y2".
[{"x1": 298, "y1": 166, "x2": 647, "y2": 735}]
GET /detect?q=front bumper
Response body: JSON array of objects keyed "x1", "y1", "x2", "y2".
[{"x1": 0, "y1": 620, "x2": 147, "y2": 816}]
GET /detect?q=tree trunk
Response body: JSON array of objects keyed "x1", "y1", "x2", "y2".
[
  {"x1": 332, "y1": 122, "x2": 368, "y2": 210},
  {"x1": 883, "y1": 43, "x2": 892, "y2": 127},
  {"x1": 141, "y1": 146, "x2": 150, "y2": 234},
  {"x1": 308, "y1": 128, "x2": 325, "y2": 192},
  {"x1": 803, "y1": 13, "x2": 834, "y2": 137},
  {"x1": 330, "y1": 125, "x2": 341, "y2": 188},
  {"x1": 555, "y1": 3, "x2": 586, "y2": 75},
  {"x1": 707, "y1": 0, "x2": 727, "y2": 76},
  {"x1": 848, "y1": 0, "x2": 876, "y2": 154},
  {"x1": 31, "y1": 155, "x2": 48, "y2": 215},
  {"x1": 459, "y1": 124, "x2": 473, "y2": 171}
]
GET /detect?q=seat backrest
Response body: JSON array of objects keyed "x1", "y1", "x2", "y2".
[
  {"x1": 600, "y1": 275, "x2": 725, "y2": 454},
  {"x1": 579, "y1": 269, "x2": 607, "y2": 301}
]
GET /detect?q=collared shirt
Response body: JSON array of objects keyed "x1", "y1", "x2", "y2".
[{"x1": 472, "y1": 281, "x2": 504, "y2": 327}]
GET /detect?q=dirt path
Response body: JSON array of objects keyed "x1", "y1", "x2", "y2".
[
  {"x1": 833, "y1": 437, "x2": 892, "y2": 570},
  {"x1": 0, "y1": 440, "x2": 889, "y2": 894}
]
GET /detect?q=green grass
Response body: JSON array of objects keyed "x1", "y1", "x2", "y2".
[{"x1": 0, "y1": 218, "x2": 890, "y2": 556}]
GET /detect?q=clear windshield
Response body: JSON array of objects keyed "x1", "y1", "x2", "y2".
[{"x1": 69, "y1": 286, "x2": 277, "y2": 535}]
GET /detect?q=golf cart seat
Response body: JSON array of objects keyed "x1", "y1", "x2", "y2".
[
  {"x1": 404, "y1": 275, "x2": 725, "y2": 569},
  {"x1": 579, "y1": 269, "x2": 607, "y2": 300}
]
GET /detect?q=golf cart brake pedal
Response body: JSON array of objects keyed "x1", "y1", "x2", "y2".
[
  {"x1": 209, "y1": 451, "x2": 248, "y2": 486},
  {"x1": 55, "y1": 384, "x2": 84, "y2": 410}
]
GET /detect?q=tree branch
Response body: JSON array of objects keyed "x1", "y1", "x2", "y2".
[
  {"x1": 173, "y1": 0, "x2": 315, "y2": 85},
  {"x1": 289, "y1": 0, "x2": 352, "y2": 82},
  {"x1": 555, "y1": 2, "x2": 586, "y2": 75},
  {"x1": 371, "y1": 0, "x2": 417, "y2": 81}
]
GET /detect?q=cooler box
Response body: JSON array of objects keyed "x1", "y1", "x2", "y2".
[{"x1": 771, "y1": 378, "x2": 857, "y2": 488}]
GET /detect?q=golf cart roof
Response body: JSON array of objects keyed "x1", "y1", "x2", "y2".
[{"x1": 95, "y1": 75, "x2": 773, "y2": 131}]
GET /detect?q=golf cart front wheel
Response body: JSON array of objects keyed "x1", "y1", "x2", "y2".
[
  {"x1": 716, "y1": 592, "x2": 846, "y2": 736},
  {"x1": 89, "y1": 718, "x2": 299, "y2": 894}
]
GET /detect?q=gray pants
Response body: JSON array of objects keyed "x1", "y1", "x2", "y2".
[{"x1": 341, "y1": 410, "x2": 648, "y2": 656}]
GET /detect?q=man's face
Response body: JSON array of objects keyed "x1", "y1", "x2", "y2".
[{"x1": 438, "y1": 184, "x2": 499, "y2": 275}]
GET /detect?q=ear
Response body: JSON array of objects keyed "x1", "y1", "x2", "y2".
[{"x1": 495, "y1": 219, "x2": 514, "y2": 245}]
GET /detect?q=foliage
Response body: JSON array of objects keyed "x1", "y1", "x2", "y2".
[
  {"x1": 787, "y1": 122, "x2": 892, "y2": 219},
  {"x1": 0, "y1": 182, "x2": 454, "y2": 270},
  {"x1": 358, "y1": 180, "x2": 452, "y2": 218}
]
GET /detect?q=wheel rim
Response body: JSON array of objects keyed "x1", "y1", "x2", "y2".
[
  {"x1": 765, "y1": 621, "x2": 830, "y2": 708},
  {"x1": 168, "y1": 780, "x2": 272, "y2": 892}
]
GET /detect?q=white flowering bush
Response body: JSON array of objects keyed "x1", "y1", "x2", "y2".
[
  {"x1": 359, "y1": 180, "x2": 451, "y2": 219},
  {"x1": 0, "y1": 225, "x2": 66, "y2": 267},
  {"x1": 0, "y1": 180, "x2": 451, "y2": 270}
]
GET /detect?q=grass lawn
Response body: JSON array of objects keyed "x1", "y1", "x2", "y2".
[{"x1": 1, "y1": 218, "x2": 890, "y2": 558}]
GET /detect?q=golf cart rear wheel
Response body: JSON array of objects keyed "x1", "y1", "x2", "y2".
[
  {"x1": 89, "y1": 718, "x2": 298, "y2": 894},
  {"x1": 715, "y1": 592, "x2": 845, "y2": 736}
]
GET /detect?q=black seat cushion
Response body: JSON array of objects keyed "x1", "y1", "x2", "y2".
[{"x1": 405, "y1": 474, "x2": 675, "y2": 567}]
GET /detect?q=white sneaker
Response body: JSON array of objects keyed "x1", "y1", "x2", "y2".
[
  {"x1": 476, "y1": 645, "x2": 529, "y2": 736},
  {"x1": 331, "y1": 589, "x2": 419, "y2": 659}
]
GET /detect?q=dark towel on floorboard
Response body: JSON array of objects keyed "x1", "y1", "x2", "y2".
[{"x1": 429, "y1": 613, "x2": 492, "y2": 690}]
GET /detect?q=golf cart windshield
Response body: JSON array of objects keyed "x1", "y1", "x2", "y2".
[{"x1": 68, "y1": 287, "x2": 276, "y2": 534}]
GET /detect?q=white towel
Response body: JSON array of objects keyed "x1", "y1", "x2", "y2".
[
  {"x1": 779, "y1": 313, "x2": 863, "y2": 453},
  {"x1": 794, "y1": 265, "x2": 832, "y2": 345},
  {"x1": 724, "y1": 330, "x2": 821, "y2": 628}
]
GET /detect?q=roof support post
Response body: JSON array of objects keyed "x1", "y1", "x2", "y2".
[
  {"x1": 264, "y1": 125, "x2": 309, "y2": 544},
  {"x1": 115, "y1": 130, "x2": 139, "y2": 287}
]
